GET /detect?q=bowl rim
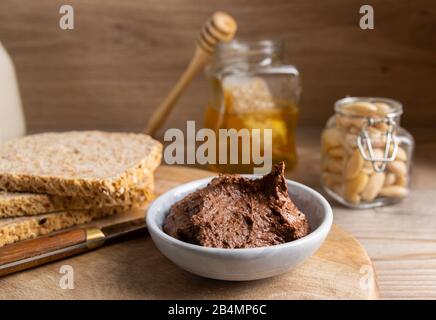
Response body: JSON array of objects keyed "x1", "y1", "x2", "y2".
[{"x1": 146, "y1": 176, "x2": 333, "y2": 254}]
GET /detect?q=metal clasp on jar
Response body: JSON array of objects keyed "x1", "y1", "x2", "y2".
[{"x1": 357, "y1": 117, "x2": 398, "y2": 172}]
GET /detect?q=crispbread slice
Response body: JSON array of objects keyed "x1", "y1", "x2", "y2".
[
  {"x1": 0, "y1": 131, "x2": 162, "y2": 198},
  {"x1": 0, "y1": 174, "x2": 154, "y2": 218},
  {"x1": 0, "y1": 206, "x2": 125, "y2": 247}
]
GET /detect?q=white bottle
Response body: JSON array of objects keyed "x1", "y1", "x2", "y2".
[{"x1": 0, "y1": 41, "x2": 26, "y2": 144}]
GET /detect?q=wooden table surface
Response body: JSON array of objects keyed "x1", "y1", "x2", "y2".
[
  {"x1": 0, "y1": 128, "x2": 434, "y2": 299},
  {"x1": 0, "y1": 167, "x2": 379, "y2": 300},
  {"x1": 288, "y1": 129, "x2": 436, "y2": 299}
]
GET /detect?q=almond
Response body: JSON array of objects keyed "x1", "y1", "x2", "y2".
[
  {"x1": 342, "y1": 102, "x2": 378, "y2": 117},
  {"x1": 327, "y1": 146, "x2": 345, "y2": 158},
  {"x1": 379, "y1": 186, "x2": 408, "y2": 198},
  {"x1": 344, "y1": 173, "x2": 368, "y2": 203},
  {"x1": 387, "y1": 161, "x2": 407, "y2": 177},
  {"x1": 395, "y1": 147, "x2": 408, "y2": 162},
  {"x1": 361, "y1": 172, "x2": 385, "y2": 202},
  {"x1": 374, "y1": 102, "x2": 392, "y2": 116},
  {"x1": 321, "y1": 128, "x2": 341, "y2": 150},
  {"x1": 322, "y1": 157, "x2": 343, "y2": 174},
  {"x1": 345, "y1": 149, "x2": 364, "y2": 179},
  {"x1": 384, "y1": 173, "x2": 396, "y2": 187},
  {"x1": 395, "y1": 174, "x2": 408, "y2": 187}
]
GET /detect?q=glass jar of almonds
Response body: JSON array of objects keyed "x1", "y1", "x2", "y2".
[{"x1": 321, "y1": 97, "x2": 414, "y2": 208}]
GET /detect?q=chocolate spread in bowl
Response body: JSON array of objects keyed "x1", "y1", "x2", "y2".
[{"x1": 163, "y1": 163, "x2": 310, "y2": 248}]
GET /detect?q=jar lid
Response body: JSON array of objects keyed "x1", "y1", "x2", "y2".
[{"x1": 334, "y1": 97, "x2": 403, "y2": 118}]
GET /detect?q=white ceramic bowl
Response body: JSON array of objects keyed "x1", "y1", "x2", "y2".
[{"x1": 146, "y1": 177, "x2": 333, "y2": 281}]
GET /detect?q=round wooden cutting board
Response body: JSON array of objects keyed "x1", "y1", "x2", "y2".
[{"x1": 0, "y1": 166, "x2": 379, "y2": 299}]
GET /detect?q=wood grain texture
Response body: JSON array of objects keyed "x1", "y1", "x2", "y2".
[
  {"x1": 0, "y1": 229, "x2": 86, "y2": 265},
  {"x1": 0, "y1": 130, "x2": 435, "y2": 299},
  {"x1": 0, "y1": 225, "x2": 378, "y2": 300},
  {"x1": 0, "y1": 165, "x2": 378, "y2": 299},
  {"x1": 0, "y1": 0, "x2": 435, "y2": 138}
]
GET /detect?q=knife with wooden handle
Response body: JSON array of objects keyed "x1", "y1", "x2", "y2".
[{"x1": 0, "y1": 218, "x2": 147, "y2": 277}]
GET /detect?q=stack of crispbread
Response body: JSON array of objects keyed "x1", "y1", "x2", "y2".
[{"x1": 0, "y1": 131, "x2": 162, "y2": 247}]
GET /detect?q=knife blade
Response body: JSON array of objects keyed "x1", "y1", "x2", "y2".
[{"x1": 0, "y1": 218, "x2": 147, "y2": 277}]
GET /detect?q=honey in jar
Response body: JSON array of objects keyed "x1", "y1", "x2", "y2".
[{"x1": 204, "y1": 40, "x2": 301, "y2": 174}]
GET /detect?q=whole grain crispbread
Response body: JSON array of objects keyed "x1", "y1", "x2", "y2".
[
  {"x1": 0, "y1": 173, "x2": 154, "y2": 218},
  {"x1": 0, "y1": 131, "x2": 162, "y2": 198},
  {"x1": 0, "y1": 206, "x2": 126, "y2": 247}
]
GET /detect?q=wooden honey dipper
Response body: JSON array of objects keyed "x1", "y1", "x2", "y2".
[{"x1": 145, "y1": 11, "x2": 237, "y2": 136}]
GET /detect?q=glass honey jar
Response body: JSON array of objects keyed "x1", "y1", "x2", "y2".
[
  {"x1": 321, "y1": 97, "x2": 415, "y2": 208},
  {"x1": 204, "y1": 40, "x2": 301, "y2": 174}
]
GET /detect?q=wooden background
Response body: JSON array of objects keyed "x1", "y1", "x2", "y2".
[{"x1": 0, "y1": 0, "x2": 435, "y2": 140}]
